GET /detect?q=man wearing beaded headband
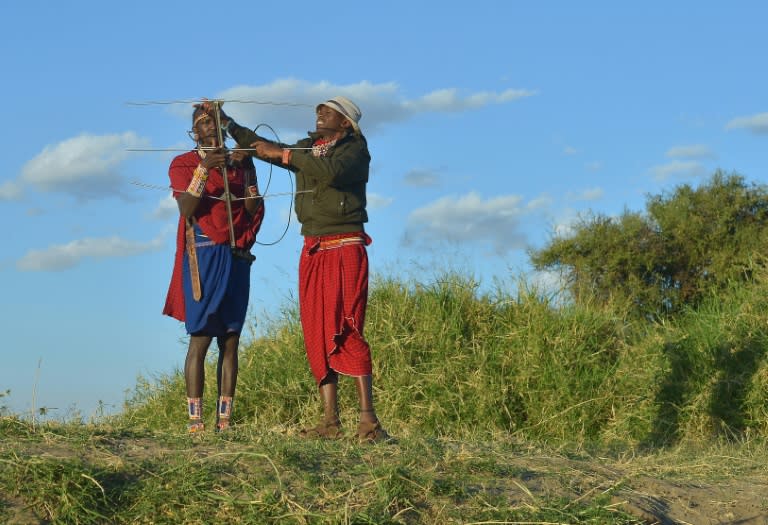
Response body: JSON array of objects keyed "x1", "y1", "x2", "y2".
[
  {"x1": 219, "y1": 96, "x2": 391, "y2": 443},
  {"x1": 163, "y1": 103, "x2": 265, "y2": 433}
]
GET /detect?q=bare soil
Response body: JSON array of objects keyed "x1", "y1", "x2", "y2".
[{"x1": 498, "y1": 453, "x2": 768, "y2": 525}]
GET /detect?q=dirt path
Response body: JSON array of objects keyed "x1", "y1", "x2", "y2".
[
  {"x1": 618, "y1": 475, "x2": 768, "y2": 524},
  {"x1": 443, "y1": 448, "x2": 768, "y2": 525}
]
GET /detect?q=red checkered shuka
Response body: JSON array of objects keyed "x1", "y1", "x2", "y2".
[{"x1": 299, "y1": 233, "x2": 372, "y2": 384}]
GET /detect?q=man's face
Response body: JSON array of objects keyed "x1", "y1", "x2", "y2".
[
  {"x1": 316, "y1": 105, "x2": 348, "y2": 134},
  {"x1": 193, "y1": 111, "x2": 220, "y2": 147}
]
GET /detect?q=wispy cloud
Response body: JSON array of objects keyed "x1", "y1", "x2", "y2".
[
  {"x1": 649, "y1": 160, "x2": 706, "y2": 181},
  {"x1": 216, "y1": 79, "x2": 536, "y2": 135},
  {"x1": 151, "y1": 194, "x2": 178, "y2": 220},
  {"x1": 403, "y1": 168, "x2": 440, "y2": 188},
  {"x1": 551, "y1": 208, "x2": 608, "y2": 239},
  {"x1": 404, "y1": 191, "x2": 549, "y2": 255},
  {"x1": 405, "y1": 87, "x2": 536, "y2": 112},
  {"x1": 726, "y1": 112, "x2": 768, "y2": 134},
  {"x1": 0, "y1": 180, "x2": 23, "y2": 201},
  {"x1": 563, "y1": 146, "x2": 579, "y2": 156},
  {"x1": 527, "y1": 269, "x2": 570, "y2": 299},
  {"x1": 19, "y1": 132, "x2": 150, "y2": 200},
  {"x1": 585, "y1": 161, "x2": 602, "y2": 172},
  {"x1": 367, "y1": 192, "x2": 394, "y2": 210},
  {"x1": 665, "y1": 144, "x2": 715, "y2": 159},
  {"x1": 567, "y1": 187, "x2": 604, "y2": 201},
  {"x1": 17, "y1": 234, "x2": 166, "y2": 271}
]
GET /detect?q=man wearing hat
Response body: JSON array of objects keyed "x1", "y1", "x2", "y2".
[{"x1": 221, "y1": 96, "x2": 390, "y2": 443}]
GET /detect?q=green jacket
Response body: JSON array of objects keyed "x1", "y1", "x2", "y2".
[{"x1": 229, "y1": 123, "x2": 370, "y2": 237}]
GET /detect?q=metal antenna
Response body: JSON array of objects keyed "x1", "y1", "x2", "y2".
[{"x1": 212, "y1": 100, "x2": 237, "y2": 249}]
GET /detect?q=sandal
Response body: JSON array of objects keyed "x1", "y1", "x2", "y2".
[
  {"x1": 216, "y1": 396, "x2": 233, "y2": 433},
  {"x1": 299, "y1": 419, "x2": 344, "y2": 439},
  {"x1": 187, "y1": 421, "x2": 206, "y2": 434},
  {"x1": 357, "y1": 421, "x2": 393, "y2": 444}
]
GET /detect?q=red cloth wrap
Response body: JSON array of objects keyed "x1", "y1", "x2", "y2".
[
  {"x1": 163, "y1": 150, "x2": 264, "y2": 321},
  {"x1": 299, "y1": 232, "x2": 373, "y2": 384}
]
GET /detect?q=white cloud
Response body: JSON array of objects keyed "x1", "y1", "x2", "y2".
[
  {"x1": 554, "y1": 220, "x2": 576, "y2": 238},
  {"x1": 403, "y1": 168, "x2": 440, "y2": 187},
  {"x1": 665, "y1": 144, "x2": 715, "y2": 159},
  {"x1": 410, "y1": 88, "x2": 537, "y2": 112},
  {"x1": 17, "y1": 234, "x2": 166, "y2": 272},
  {"x1": 367, "y1": 192, "x2": 393, "y2": 210},
  {"x1": 563, "y1": 146, "x2": 579, "y2": 155},
  {"x1": 551, "y1": 208, "x2": 599, "y2": 239},
  {"x1": 215, "y1": 79, "x2": 536, "y2": 135},
  {"x1": 726, "y1": 112, "x2": 768, "y2": 134},
  {"x1": 527, "y1": 195, "x2": 554, "y2": 210},
  {"x1": 404, "y1": 191, "x2": 547, "y2": 255},
  {"x1": 0, "y1": 180, "x2": 23, "y2": 200},
  {"x1": 526, "y1": 269, "x2": 571, "y2": 301},
  {"x1": 585, "y1": 161, "x2": 603, "y2": 172},
  {"x1": 151, "y1": 194, "x2": 178, "y2": 220},
  {"x1": 20, "y1": 132, "x2": 150, "y2": 199},
  {"x1": 650, "y1": 160, "x2": 706, "y2": 181},
  {"x1": 567, "y1": 187, "x2": 604, "y2": 201}
]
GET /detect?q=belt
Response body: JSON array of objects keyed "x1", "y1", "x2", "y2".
[
  {"x1": 317, "y1": 235, "x2": 366, "y2": 251},
  {"x1": 231, "y1": 247, "x2": 256, "y2": 262},
  {"x1": 193, "y1": 234, "x2": 255, "y2": 263}
]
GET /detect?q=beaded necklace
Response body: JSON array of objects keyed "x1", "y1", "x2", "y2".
[{"x1": 312, "y1": 138, "x2": 337, "y2": 157}]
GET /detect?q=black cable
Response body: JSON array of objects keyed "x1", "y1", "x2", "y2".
[{"x1": 252, "y1": 123, "x2": 294, "y2": 246}]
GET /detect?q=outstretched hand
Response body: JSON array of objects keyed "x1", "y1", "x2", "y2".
[
  {"x1": 252, "y1": 141, "x2": 283, "y2": 162},
  {"x1": 229, "y1": 146, "x2": 251, "y2": 166}
]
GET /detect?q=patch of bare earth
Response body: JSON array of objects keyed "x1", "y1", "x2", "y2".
[{"x1": 502, "y1": 455, "x2": 768, "y2": 524}]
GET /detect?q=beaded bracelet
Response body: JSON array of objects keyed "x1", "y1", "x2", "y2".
[{"x1": 186, "y1": 165, "x2": 209, "y2": 197}]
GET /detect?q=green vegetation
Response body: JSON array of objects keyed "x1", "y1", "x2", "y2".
[
  {"x1": 531, "y1": 171, "x2": 768, "y2": 319},
  {"x1": 3, "y1": 171, "x2": 768, "y2": 523},
  {"x1": 3, "y1": 417, "x2": 659, "y2": 524}
]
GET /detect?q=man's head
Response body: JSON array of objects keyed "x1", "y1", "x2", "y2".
[
  {"x1": 315, "y1": 96, "x2": 362, "y2": 135},
  {"x1": 191, "y1": 106, "x2": 221, "y2": 147}
]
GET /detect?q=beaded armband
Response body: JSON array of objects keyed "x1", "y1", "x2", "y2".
[{"x1": 187, "y1": 165, "x2": 209, "y2": 197}]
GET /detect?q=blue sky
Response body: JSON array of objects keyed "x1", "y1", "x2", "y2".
[{"x1": 2, "y1": 2, "x2": 766, "y2": 418}]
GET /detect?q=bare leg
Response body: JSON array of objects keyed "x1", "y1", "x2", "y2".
[
  {"x1": 215, "y1": 333, "x2": 239, "y2": 431},
  {"x1": 300, "y1": 371, "x2": 342, "y2": 438},
  {"x1": 185, "y1": 335, "x2": 213, "y2": 397},
  {"x1": 319, "y1": 371, "x2": 340, "y2": 424},
  {"x1": 355, "y1": 375, "x2": 391, "y2": 443},
  {"x1": 355, "y1": 375, "x2": 377, "y2": 424},
  {"x1": 185, "y1": 335, "x2": 212, "y2": 432},
  {"x1": 216, "y1": 332, "x2": 239, "y2": 397}
]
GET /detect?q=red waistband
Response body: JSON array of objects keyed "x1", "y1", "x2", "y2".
[{"x1": 304, "y1": 232, "x2": 369, "y2": 252}]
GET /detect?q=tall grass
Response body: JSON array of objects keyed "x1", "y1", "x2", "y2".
[
  {"x1": 5, "y1": 269, "x2": 768, "y2": 523},
  {"x1": 121, "y1": 269, "x2": 768, "y2": 448}
]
